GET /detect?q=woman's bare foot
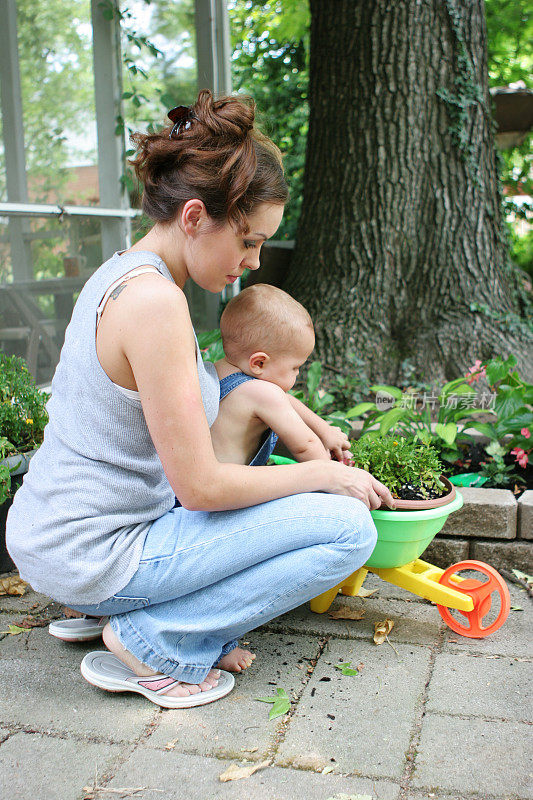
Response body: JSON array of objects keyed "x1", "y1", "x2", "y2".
[
  {"x1": 216, "y1": 646, "x2": 256, "y2": 673},
  {"x1": 102, "y1": 622, "x2": 220, "y2": 698}
]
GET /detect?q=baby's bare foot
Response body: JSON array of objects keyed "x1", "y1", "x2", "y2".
[
  {"x1": 102, "y1": 622, "x2": 220, "y2": 698},
  {"x1": 216, "y1": 646, "x2": 256, "y2": 673}
]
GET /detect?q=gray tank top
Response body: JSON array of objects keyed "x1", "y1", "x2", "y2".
[{"x1": 6, "y1": 250, "x2": 219, "y2": 604}]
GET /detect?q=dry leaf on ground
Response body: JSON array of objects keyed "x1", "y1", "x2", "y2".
[
  {"x1": 0, "y1": 575, "x2": 28, "y2": 596},
  {"x1": 164, "y1": 737, "x2": 180, "y2": 750},
  {"x1": 357, "y1": 587, "x2": 378, "y2": 597},
  {"x1": 15, "y1": 615, "x2": 52, "y2": 629},
  {"x1": 328, "y1": 605, "x2": 365, "y2": 620},
  {"x1": 374, "y1": 618, "x2": 395, "y2": 644},
  {"x1": 219, "y1": 759, "x2": 271, "y2": 782}
]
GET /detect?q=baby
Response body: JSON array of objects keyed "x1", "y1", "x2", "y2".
[{"x1": 211, "y1": 283, "x2": 352, "y2": 468}]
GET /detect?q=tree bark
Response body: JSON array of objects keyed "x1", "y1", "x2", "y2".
[{"x1": 283, "y1": 0, "x2": 533, "y2": 385}]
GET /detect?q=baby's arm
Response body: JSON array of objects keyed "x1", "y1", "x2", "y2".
[
  {"x1": 288, "y1": 394, "x2": 351, "y2": 463},
  {"x1": 244, "y1": 381, "x2": 330, "y2": 461}
]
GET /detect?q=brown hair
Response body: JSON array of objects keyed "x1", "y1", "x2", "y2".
[
  {"x1": 220, "y1": 284, "x2": 314, "y2": 360},
  {"x1": 129, "y1": 90, "x2": 289, "y2": 231}
]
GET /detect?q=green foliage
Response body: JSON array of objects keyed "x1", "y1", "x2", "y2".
[
  {"x1": 197, "y1": 329, "x2": 225, "y2": 363},
  {"x1": 350, "y1": 436, "x2": 445, "y2": 499},
  {"x1": 346, "y1": 377, "x2": 488, "y2": 464},
  {"x1": 485, "y1": 0, "x2": 533, "y2": 88},
  {"x1": 0, "y1": 356, "x2": 49, "y2": 504},
  {"x1": 479, "y1": 441, "x2": 524, "y2": 488},
  {"x1": 322, "y1": 353, "x2": 371, "y2": 417},
  {"x1": 230, "y1": 0, "x2": 309, "y2": 239},
  {"x1": 0, "y1": 356, "x2": 49, "y2": 453},
  {"x1": 468, "y1": 354, "x2": 532, "y2": 448},
  {"x1": 290, "y1": 361, "x2": 333, "y2": 413}
]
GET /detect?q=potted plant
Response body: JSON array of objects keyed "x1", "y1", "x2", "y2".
[
  {"x1": 348, "y1": 435, "x2": 463, "y2": 569},
  {"x1": 0, "y1": 354, "x2": 49, "y2": 572}
]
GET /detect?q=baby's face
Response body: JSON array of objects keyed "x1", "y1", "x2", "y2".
[{"x1": 259, "y1": 328, "x2": 315, "y2": 392}]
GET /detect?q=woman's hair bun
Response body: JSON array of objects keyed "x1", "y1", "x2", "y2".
[
  {"x1": 130, "y1": 88, "x2": 288, "y2": 230},
  {"x1": 192, "y1": 89, "x2": 255, "y2": 141}
]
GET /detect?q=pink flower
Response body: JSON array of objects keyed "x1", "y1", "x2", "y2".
[
  {"x1": 465, "y1": 359, "x2": 486, "y2": 385},
  {"x1": 511, "y1": 447, "x2": 529, "y2": 469},
  {"x1": 521, "y1": 428, "x2": 531, "y2": 439}
]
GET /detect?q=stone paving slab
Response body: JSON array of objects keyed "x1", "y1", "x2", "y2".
[
  {"x1": 412, "y1": 715, "x2": 533, "y2": 798},
  {"x1": 263, "y1": 593, "x2": 443, "y2": 647},
  {"x1": 0, "y1": 731, "x2": 122, "y2": 800},
  {"x1": 147, "y1": 631, "x2": 320, "y2": 759},
  {"x1": 426, "y1": 652, "x2": 532, "y2": 723},
  {"x1": 441, "y1": 582, "x2": 533, "y2": 658},
  {"x1": 277, "y1": 638, "x2": 431, "y2": 779},
  {"x1": 405, "y1": 793, "x2": 516, "y2": 800},
  {"x1": 108, "y1": 747, "x2": 401, "y2": 800},
  {"x1": 0, "y1": 624, "x2": 156, "y2": 740}
]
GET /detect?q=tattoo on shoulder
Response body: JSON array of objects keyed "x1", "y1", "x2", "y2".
[{"x1": 110, "y1": 283, "x2": 127, "y2": 301}]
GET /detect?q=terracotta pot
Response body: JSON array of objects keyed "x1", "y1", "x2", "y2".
[{"x1": 379, "y1": 475, "x2": 456, "y2": 511}]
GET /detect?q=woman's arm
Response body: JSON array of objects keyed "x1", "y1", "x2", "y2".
[{"x1": 109, "y1": 276, "x2": 395, "y2": 511}]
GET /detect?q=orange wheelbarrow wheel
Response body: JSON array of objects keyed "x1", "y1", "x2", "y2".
[{"x1": 436, "y1": 560, "x2": 511, "y2": 638}]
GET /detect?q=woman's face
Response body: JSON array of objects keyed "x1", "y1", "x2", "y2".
[{"x1": 186, "y1": 202, "x2": 285, "y2": 293}]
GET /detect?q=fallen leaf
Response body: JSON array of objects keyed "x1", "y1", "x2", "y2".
[
  {"x1": 219, "y1": 759, "x2": 271, "y2": 782},
  {"x1": 512, "y1": 569, "x2": 533, "y2": 589},
  {"x1": 0, "y1": 575, "x2": 28, "y2": 596},
  {"x1": 328, "y1": 605, "x2": 365, "y2": 620},
  {"x1": 374, "y1": 618, "x2": 395, "y2": 644},
  {"x1": 164, "y1": 737, "x2": 180, "y2": 750},
  {"x1": 358, "y1": 587, "x2": 378, "y2": 597},
  {"x1": 0, "y1": 624, "x2": 27, "y2": 635},
  {"x1": 15, "y1": 615, "x2": 52, "y2": 629},
  {"x1": 333, "y1": 661, "x2": 360, "y2": 677},
  {"x1": 255, "y1": 687, "x2": 291, "y2": 720}
]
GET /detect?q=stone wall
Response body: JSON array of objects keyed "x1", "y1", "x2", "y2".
[{"x1": 425, "y1": 488, "x2": 532, "y2": 572}]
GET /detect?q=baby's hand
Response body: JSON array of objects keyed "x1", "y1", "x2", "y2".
[{"x1": 320, "y1": 424, "x2": 352, "y2": 463}]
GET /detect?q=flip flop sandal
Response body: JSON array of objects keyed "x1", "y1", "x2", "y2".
[
  {"x1": 49, "y1": 616, "x2": 108, "y2": 642},
  {"x1": 80, "y1": 651, "x2": 235, "y2": 709}
]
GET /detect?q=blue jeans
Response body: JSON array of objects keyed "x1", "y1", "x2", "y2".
[{"x1": 71, "y1": 492, "x2": 377, "y2": 684}]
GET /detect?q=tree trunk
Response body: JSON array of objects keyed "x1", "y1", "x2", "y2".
[{"x1": 283, "y1": 0, "x2": 533, "y2": 385}]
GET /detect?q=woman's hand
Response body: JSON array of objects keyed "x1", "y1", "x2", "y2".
[
  {"x1": 319, "y1": 424, "x2": 352, "y2": 463},
  {"x1": 323, "y1": 462, "x2": 396, "y2": 510}
]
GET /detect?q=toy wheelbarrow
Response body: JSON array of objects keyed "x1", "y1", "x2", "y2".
[
  {"x1": 311, "y1": 491, "x2": 511, "y2": 638},
  {"x1": 270, "y1": 456, "x2": 511, "y2": 638}
]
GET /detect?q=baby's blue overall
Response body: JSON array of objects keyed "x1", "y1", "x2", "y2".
[{"x1": 73, "y1": 372, "x2": 378, "y2": 683}]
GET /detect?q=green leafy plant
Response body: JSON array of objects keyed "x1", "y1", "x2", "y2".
[
  {"x1": 479, "y1": 442, "x2": 524, "y2": 489},
  {"x1": 346, "y1": 377, "x2": 487, "y2": 463},
  {"x1": 255, "y1": 687, "x2": 291, "y2": 720},
  {"x1": 469, "y1": 355, "x2": 532, "y2": 443},
  {"x1": 290, "y1": 361, "x2": 355, "y2": 432},
  {"x1": 322, "y1": 352, "x2": 371, "y2": 415},
  {"x1": 350, "y1": 436, "x2": 446, "y2": 500},
  {"x1": 462, "y1": 355, "x2": 532, "y2": 485},
  {"x1": 0, "y1": 355, "x2": 49, "y2": 504}
]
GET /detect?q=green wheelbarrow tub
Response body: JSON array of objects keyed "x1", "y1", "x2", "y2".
[{"x1": 366, "y1": 492, "x2": 464, "y2": 569}]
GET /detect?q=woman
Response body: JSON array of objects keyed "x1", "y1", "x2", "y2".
[{"x1": 7, "y1": 91, "x2": 394, "y2": 708}]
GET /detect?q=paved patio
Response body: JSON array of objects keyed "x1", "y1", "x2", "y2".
[{"x1": 0, "y1": 571, "x2": 531, "y2": 800}]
